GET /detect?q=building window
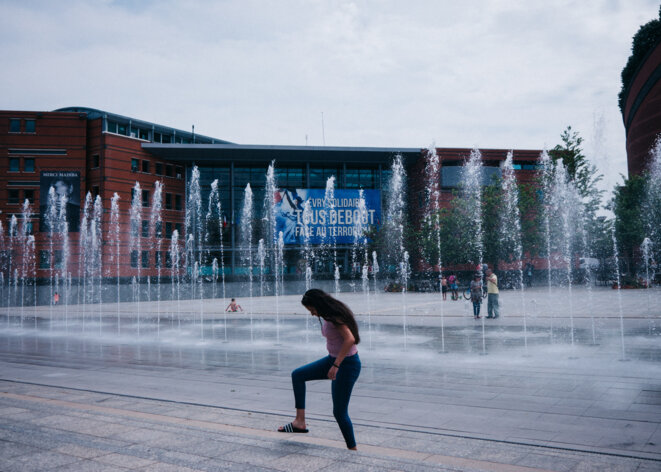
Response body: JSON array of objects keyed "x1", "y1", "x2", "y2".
[
  {"x1": 175, "y1": 223, "x2": 182, "y2": 236},
  {"x1": 117, "y1": 123, "x2": 128, "y2": 136},
  {"x1": 139, "y1": 129, "x2": 149, "y2": 140},
  {"x1": 131, "y1": 158, "x2": 139, "y2": 172},
  {"x1": 310, "y1": 166, "x2": 341, "y2": 188},
  {"x1": 175, "y1": 166, "x2": 183, "y2": 179},
  {"x1": 165, "y1": 193, "x2": 172, "y2": 210},
  {"x1": 165, "y1": 165, "x2": 173, "y2": 177},
  {"x1": 9, "y1": 119, "x2": 21, "y2": 133},
  {"x1": 107, "y1": 121, "x2": 118, "y2": 133},
  {"x1": 153, "y1": 132, "x2": 161, "y2": 143},
  {"x1": 24, "y1": 189, "x2": 34, "y2": 203},
  {"x1": 275, "y1": 167, "x2": 305, "y2": 188},
  {"x1": 9, "y1": 158, "x2": 19, "y2": 172},
  {"x1": 39, "y1": 250, "x2": 50, "y2": 269},
  {"x1": 155, "y1": 251, "x2": 162, "y2": 268},
  {"x1": 142, "y1": 160, "x2": 150, "y2": 173},
  {"x1": 175, "y1": 194, "x2": 182, "y2": 211},
  {"x1": 130, "y1": 219, "x2": 139, "y2": 237},
  {"x1": 8, "y1": 189, "x2": 19, "y2": 204},
  {"x1": 165, "y1": 252, "x2": 172, "y2": 268},
  {"x1": 142, "y1": 189, "x2": 150, "y2": 207},
  {"x1": 92, "y1": 186, "x2": 100, "y2": 198},
  {"x1": 130, "y1": 250, "x2": 138, "y2": 268},
  {"x1": 141, "y1": 250, "x2": 150, "y2": 268},
  {"x1": 92, "y1": 154, "x2": 100, "y2": 168},
  {"x1": 155, "y1": 163, "x2": 163, "y2": 175},
  {"x1": 142, "y1": 220, "x2": 149, "y2": 238},
  {"x1": 162, "y1": 134, "x2": 171, "y2": 144},
  {"x1": 25, "y1": 221, "x2": 33, "y2": 234},
  {"x1": 24, "y1": 119, "x2": 35, "y2": 133},
  {"x1": 165, "y1": 222, "x2": 173, "y2": 238},
  {"x1": 54, "y1": 250, "x2": 63, "y2": 269},
  {"x1": 155, "y1": 221, "x2": 162, "y2": 238},
  {"x1": 24, "y1": 158, "x2": 35, "y2": 172}
]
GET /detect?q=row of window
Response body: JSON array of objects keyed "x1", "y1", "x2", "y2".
[
  {"x1": 36, "y1": 250, "x2": 176, "y2": 270},
  {"x1": 131, "y1": 220, "x2": 182, "y2": 239},
  {"x1": 8, "y1": 158, "x2": 35, "y2": 172},
  {"x1": 131, "y1": 158, "x2": 183, "y2": 179},
  {"x1": 129, "y1": 188, "x2": 183, "y2": 210},
  {"x1": 9, "y1": 118, "x2": 36, "y2": 134},
  {"x1": 130, "y1": 250, "x2": 174, "y2": 268},
  {"x1": 106, "y1": 120, "x2": 206, "y2": 144},
  {"x1": 8, "y1": 189, "x2": 35, "y2": 205},
  {"x1": 205, "y1": 165, "x2": 382, "y2": 190}
]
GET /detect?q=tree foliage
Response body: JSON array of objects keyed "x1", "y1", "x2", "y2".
[
  {"x1": 609, "y1": 174, "x2": 649, "y2": 273},
  {"x1": 619, "y1": 6, "x2": 661, "y2": 113}
]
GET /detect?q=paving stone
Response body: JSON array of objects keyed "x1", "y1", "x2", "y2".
[
  {"x1": 49, "y1": 459, "x2": 130, "y2": 472},
  {"x1": 94, "y1": 452, "x2": 157, "y2": 468},
  {"x1": 4, "y1": 450, "x2": 80, "y2": 472}
]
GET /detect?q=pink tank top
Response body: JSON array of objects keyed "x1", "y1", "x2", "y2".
[{"x1": 322, "y1": 320, "x2": 358, "y2": 358}]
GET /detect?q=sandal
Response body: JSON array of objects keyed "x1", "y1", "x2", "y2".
[{"x1": 278, "y1": 422, "x2": 309, "y2": 433}]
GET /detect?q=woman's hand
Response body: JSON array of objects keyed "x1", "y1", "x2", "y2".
[{"x1": 327, "y1": 365, "x2": 338, "y2": 380}]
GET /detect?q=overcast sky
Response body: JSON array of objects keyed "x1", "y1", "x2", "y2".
[{"x1": 1, "y1": 0, "x2": 658, "y2": 194}]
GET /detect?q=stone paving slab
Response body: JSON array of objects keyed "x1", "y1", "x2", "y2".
[{"x1": 0, "y1": 382, "x2": 659, "y2": 471}]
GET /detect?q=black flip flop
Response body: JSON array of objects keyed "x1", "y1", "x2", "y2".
[{"x1": 278, "y1": 422, "x2": 309, "y2": 433}]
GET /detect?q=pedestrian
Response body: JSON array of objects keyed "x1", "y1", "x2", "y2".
[
  {"x1": 225, "y1": 298, "x2": 243, "y2": 312},
  {"x1": 278, "y1": 289, "x2": 361, "y2": 450},
  {"x1": 441, "y1": 274, "x2": 448, "y2": 301},
  {"x1": 53, "y1": 292, "x2": 60, "y2": 305},
  {"x1": 525, "y1": 261, "x2": 534, "y2": 287},
  {"x1": 470, "y1": 273, "x2": 483, "y2": 319},
  {"x1": 486, "y1": 268, "x2": 500, "y2": 319},
  {"x1": 448, "y1": 273, "x2": 458, "y2": 300}
]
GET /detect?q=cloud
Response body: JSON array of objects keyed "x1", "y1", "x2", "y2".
[{"x1": 1, "y1": 0, "x2": 659, "y2": 188}]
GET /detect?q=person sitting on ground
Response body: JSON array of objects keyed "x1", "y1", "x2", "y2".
[{"x1": 225, "y1": 298, "x2": 243, "y2": 312}]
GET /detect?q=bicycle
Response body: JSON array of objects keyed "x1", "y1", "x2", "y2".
[{"x1": 463, "y1": 285, "x2": 487, "y2": 300}]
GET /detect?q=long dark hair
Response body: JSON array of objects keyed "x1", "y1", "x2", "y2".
[{"x1": 301, "y1": 289, "x2": 360, "y2": 345}]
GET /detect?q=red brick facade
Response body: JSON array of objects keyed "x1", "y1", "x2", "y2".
[{"x1": 622, "y1": 40, "x2": 661, "y2": 176}]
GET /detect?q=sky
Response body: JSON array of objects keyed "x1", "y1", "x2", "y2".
[{"x1": 1, "y1": 0, "x2": 659, "y2": 196}]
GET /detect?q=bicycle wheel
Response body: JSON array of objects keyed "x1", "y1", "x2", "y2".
[
  {"x1": 463, "y1": 288, "x2": 471, "y2": 300},
  {"x1": 482, "y1": 289, "x2": 488, "y2": 299}
]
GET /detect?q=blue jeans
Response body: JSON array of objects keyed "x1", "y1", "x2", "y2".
[
  {"x1": 292, "y1": 353, "x2": 361, "y2": 448},
  {"x1": 472, "y1": 302, "x2": 481, "y2": 317},
  {"x1": 488, "y1": 293, "x2": 499, "y2": 318}
]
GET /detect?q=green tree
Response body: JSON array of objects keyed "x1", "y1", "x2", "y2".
[
  {"x1": 549, "y1": 126, "x2": 606, "y2": 256},
  {"x1": 609, "y1": 174, "x2": 649, "y2": 274}
]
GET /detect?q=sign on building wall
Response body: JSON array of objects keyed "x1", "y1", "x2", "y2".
[
  {"x1": 39, "y1": 171, "x2": 81, "y2": 232},
  {"x1": 275, "y1": 189, "x2": 381, "y2": 245}
]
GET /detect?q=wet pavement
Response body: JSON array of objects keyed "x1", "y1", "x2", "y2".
[{"x1": 1, "y1": 287, "x2": 661, "y2": 471}]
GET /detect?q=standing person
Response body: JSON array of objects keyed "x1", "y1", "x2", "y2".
[
  {"x1": 225, "y1": 298, "x2": 243, "y2": 312},
  {"x1": 525, "y1": 261, "x2": 534, "y2": 287},
  {"x1": 278, "y1": 289, "x2": 361, "y2": 450},
  {"x1": 486, "y1": 268, "x2": 500, "y2": 319},
  {"x1": 448, "y1": 273, "x2": 458, "y2": 300},
  {"x1": 53, "y1": 292, "x2": 60, "y2": 305},
  {"x1": 470, "y1": 274, "x2": 483, "y2": 319},
  {"x1": 441, "y1": 274, "x2": 448, "y2": 301}
]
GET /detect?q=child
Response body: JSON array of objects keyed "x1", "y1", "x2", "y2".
[{"x1": 225, "y1": 298, "x2": 243, "y2": 312}]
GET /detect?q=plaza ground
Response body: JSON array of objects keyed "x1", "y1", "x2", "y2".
[{"x1": 1, "y1": 286, "x2": 660, "y2": 471}]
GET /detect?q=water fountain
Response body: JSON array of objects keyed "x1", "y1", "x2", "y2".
[
  {"x1": 461, "y1": 149, "x2": 486, "y2": 354},
  {"x1": 0, "y1": 146, "x2": 659, "y2": 373},
  {"x1": 500, "y1": 151, "x2": 527, "y2": 353},
  {"x1": 129, "y1": 182, "x2": 143, "y2": 333},
  {"x1": 240, "y1": 183, "x2": 255, "y2": 342}
]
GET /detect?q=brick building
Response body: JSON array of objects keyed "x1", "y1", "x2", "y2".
[
  {"x1": 1, "y1": 107, "x2": 542, "y2": 282},
  {"x1": 621, "y1": 37, "x2": 661, "y2": 176}
]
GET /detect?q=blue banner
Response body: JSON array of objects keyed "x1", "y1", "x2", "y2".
[{"x1": 275, "y1": 189, "x2": 381, "y2": 245}]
